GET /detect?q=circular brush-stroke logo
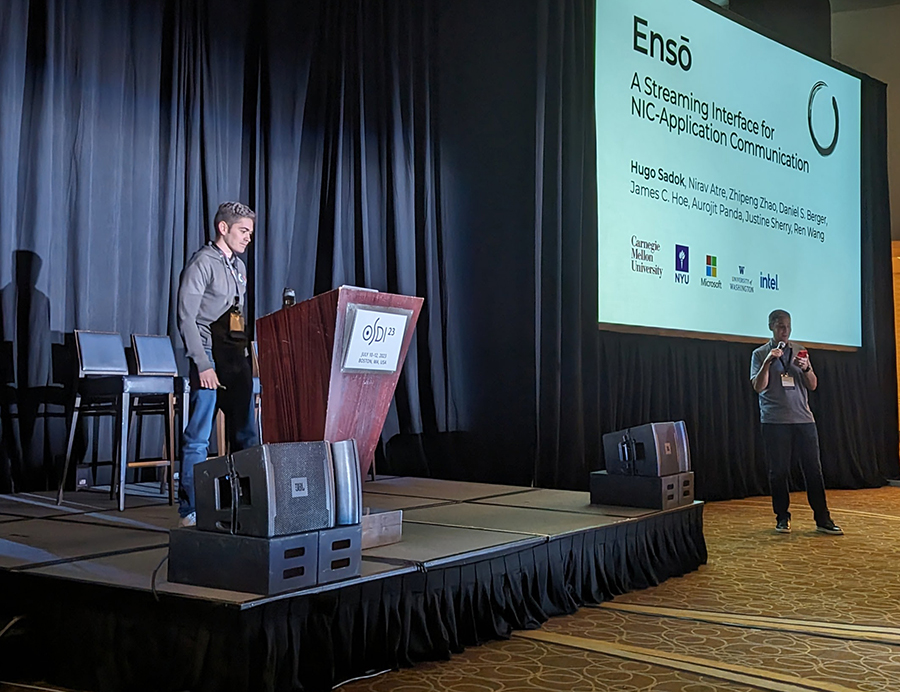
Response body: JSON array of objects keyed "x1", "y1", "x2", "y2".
[{"x1": 808, "y1": 81, "x2": 839, "y2": 157}]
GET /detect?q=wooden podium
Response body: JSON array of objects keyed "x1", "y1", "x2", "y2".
[{"x1": 256, "y1": 286, "x2": 423, "y2": 478}]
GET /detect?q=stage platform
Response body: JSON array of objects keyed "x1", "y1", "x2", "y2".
[{"x1": 0, "y1": 477, "x2": 707, "y2": 692}]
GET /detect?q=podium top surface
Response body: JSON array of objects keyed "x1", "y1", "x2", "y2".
[{"x1": 260, "y1": 285, "x2": 423, "y2": 321}]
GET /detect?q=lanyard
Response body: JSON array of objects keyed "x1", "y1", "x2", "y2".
[
  {"x1": 210, "y1": 242, "x2": 243, "y2": 304},
  {"x1": 775, "y1": 342, "x2": 791, "y2": 371}
]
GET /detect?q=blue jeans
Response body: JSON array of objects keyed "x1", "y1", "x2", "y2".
[{"x1": 179, "y1": 352, "x2": 259, "y2": 517}]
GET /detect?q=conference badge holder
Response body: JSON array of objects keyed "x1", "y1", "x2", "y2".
[{"x1": 229, "y1": 304, "x2": 245, "y2": 334}]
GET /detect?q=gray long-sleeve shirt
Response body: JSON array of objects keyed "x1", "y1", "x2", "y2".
[{"x1": 177, "y1": 243, "x2": 248, "y2": 372}]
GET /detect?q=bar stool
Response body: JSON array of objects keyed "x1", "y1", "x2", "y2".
[
  {"x1": 57, "y1": 331, "x2": 184, "y2": 509},
  {"x1": 128, "y1": 334, "x2": 189, "y2": 505},
  {"x1": 58, "y1": 331, "x2": 128, "y2": 506}
]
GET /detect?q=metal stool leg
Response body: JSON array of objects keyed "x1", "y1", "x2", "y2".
[
  {"x1": 159, "y1": 398, "x2": 169, "y2": 499},
  {"x1": 177, "y1": 384, "x2": 189, "y2": 502},
  {"x1": 57, "y1": 394, "x2": 82, "y2": 505},
  {"x1": 110, "y1": 403, "x2": 119, "y2": 502},
  {"x1": 131, "y1": 399, "x2": 142, "y2": 466},
  {"x1": 117, "y1": 394, "x2": 131, "y2": 511},
  {"x1": 166, "y1": 393, "x2": 176, "y2": 505}
]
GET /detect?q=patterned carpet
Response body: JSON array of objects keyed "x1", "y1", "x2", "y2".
[{"x1": 340, "y1": 487, "x2": 900, "y2": 692}]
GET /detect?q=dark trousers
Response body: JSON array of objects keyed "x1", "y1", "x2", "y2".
[{"x1": 760, "y1": 422, "x2": 831, "y2": 525}]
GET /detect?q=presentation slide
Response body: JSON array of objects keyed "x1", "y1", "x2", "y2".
[{"x1": 595, "y1": 0, "x2": 862, "y2": 347}]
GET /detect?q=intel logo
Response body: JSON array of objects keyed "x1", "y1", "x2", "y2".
[{"x1": 759, "y1": 273, "x2": 779, "y2": 291}]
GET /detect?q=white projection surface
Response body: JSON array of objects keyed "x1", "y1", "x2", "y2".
[{"x1": 596, "y1": 0, "x2": 862, "y2": 347}]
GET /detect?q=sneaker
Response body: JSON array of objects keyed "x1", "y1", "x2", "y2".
[
  {"x1": 816, "y1": 521, "x2": 843, "y2": 535},
  {"x1": 775, "y1": 519, "x2": 791, "y2": 533},
  {"x1": 179, "y1": 512, "x2": 196, "y2": 528}
]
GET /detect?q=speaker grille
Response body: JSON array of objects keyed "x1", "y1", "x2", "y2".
[{"x1": 267, "y1": 442, "x2": 335, "y2": 535}]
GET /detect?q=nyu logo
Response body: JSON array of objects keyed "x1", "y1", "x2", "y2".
[
  {"x1": 759, "y1": 273, "x2": 779, "y2": 291},
  {"x1": 674, "y1": 244, "x2": 689, "y2": 285},
  {"x1": 675, "y1": 245, "x2": 689, "y2": 271}
]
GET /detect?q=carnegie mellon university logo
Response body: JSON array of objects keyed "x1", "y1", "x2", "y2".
[{"x1": 808, "y1": 81, "x2": 839, "y2": 157}]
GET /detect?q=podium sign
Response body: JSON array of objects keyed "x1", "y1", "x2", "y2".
[
  {"x1": 341, "y1": 305, "x2": 411, "y2": 373},
  {"x1": 256, "y1": 286, "x2": 423, "y2": 477}
]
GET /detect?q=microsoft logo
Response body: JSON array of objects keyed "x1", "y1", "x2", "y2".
[{"x1": 706, "y1": 255, "x2": 717, "y2": 278}]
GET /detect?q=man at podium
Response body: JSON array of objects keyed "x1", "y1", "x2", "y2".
[{"x1": 176, "y1": 201, "x2": 260, "y2": 527}]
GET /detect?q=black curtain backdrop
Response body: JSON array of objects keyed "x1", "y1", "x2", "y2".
[
  {"x1": 434, "y1": 0, "x2": 899, "y2": 499},
  {"x1": 533, "y1": 0, "x2": 601, "y2": 491},
  {"x1": 0, "y1": 0, "x2": 456, "y2": 491},
  {"x1": 0, "y1": 0, "x2": 895, "y2": 499},
  {"x1": 581, "y1": 24, "x2": 899, "y2": 501}
]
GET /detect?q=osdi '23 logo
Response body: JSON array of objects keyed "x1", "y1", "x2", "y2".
[
  {"x1": 362, "y1": 318, "x2": 397, "y2": 346},
  {"x1": 808, "y1": 81, "x2": 839, "y2": 157}
]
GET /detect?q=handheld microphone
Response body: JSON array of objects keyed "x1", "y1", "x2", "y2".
[{"x1": 776, "y1": 341, "x2": 785, "y2": 350}]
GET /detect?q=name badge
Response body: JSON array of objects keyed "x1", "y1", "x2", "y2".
[{"x1": 781, "y1": 373, "x2": 795, "y2": 389}]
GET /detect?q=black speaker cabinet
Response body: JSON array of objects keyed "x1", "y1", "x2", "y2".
[
  {"x1": 168, "y1": 524, "x2": 362, "y2": 594},
  {"x1": 590, "y1": 470, "x2": 694, "y2": 510},
  {"x1": 603, "y1": 421, "x2": 690, "y2": 477},
  {"x1": 168, "y1": 526, "x2": 319, "y2": 594},
  {"x1": 317, "y1": 524, "x2": 362, "y2": 585},
  {"x1": 195, "y1": 442, "x2": 336, "y2": 537}
]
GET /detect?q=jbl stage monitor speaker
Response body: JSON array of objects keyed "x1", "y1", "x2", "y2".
[
  {"x1": 195, "y1": 441, "x2": 337, "y2": 537},
  {"x1": 603, "y1": 421, "x2": 690, "y2": 477}
]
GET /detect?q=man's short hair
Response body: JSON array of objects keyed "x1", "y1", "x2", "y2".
[
  {"x1": 213, "y1": 201, "x2": 256, "y2": 235},
  {"x1": 768, "y1": 309, "x2": 791, "y2": 328}
]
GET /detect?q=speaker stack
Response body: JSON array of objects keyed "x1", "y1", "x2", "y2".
[
  {"x1": 590, "y1": 421, "x2": 695, "y2": 510},
  {"x1": 168, "y1": 440, "x2": 364, "y2": 595}
]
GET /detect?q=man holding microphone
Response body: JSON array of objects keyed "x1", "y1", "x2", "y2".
[{"x1": 750, "y1": 309, "x2": 842, "y2": 535}]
